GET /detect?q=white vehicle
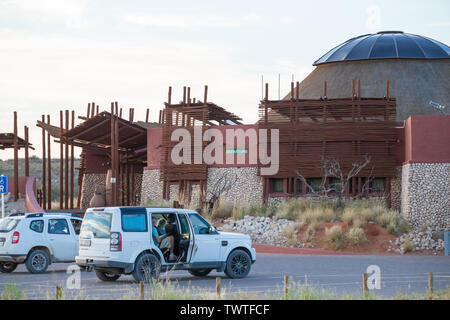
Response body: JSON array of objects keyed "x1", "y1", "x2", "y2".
[
  {"x1": 0, "y1": 213, "x2": 82, "y2": 273},
  {"x1": 76, "y1": 207, "x2": 256, "y2": 282}
]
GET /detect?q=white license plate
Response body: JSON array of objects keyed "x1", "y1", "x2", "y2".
[{"x1": 79, "y1": 239, "x2": 91, "y2": 247}]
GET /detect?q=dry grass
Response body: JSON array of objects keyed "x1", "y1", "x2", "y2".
[
  {"x1": 325, "y1": 225, "x2": 346, "y2": 250},
  {"x1": 303, "y1": 225, "x2": 316, "y2": 243},
  {"x1": 401, "y1": 240, "x2": 415, "y2": 253},
  {"x1": 347, "y1": 227, "x2": 367, "y2": 245}
]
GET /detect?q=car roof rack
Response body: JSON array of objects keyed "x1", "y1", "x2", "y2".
[{"x1": 24, "y1": 212, "x2": 82, "y2": 219}]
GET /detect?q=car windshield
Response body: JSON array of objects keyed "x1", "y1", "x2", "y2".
[
  {"x1": 0, "y1": 218, "x2": 20, "y2": 233},
  {"x1": 80, "y1": 211, "x2": 112, "y2": 238}
]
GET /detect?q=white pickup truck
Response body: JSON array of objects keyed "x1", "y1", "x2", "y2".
[{"x1": 76, "y1": 207, "x2": 256, "y2": 282}]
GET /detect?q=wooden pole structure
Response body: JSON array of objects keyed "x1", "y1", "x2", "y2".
[
  {"x1": 91, "y1": 102, "x2": 95, "y2": 118},
  {"x1": 86, "y1": 103, "x2": 90, "y2": 119},
  {"x1": 24, "y1": 126, "x2": 29, "y2": 177},
  {"x1": 64, "y1": 110, "x2": 69, "y2": 209},
  {"x1": 47, "y1": 115, "x2": 52, "y2": 210},
  {"x1": 284, "y1": 275, "x2": 289, "y2": 300},
  {"x1": 13, "y1": 112, "x2": 19, "y2": 202},
  {"x1": 183, "y1": 86, "x2": 186, "y2": 104},
  {"x1": 55, "y1": 285, "x2": 62, "y2": 300},
  {"x1": 216, "y1": 277, "x2": 221, "y2": 299},
  {"x1": 59, "y1": 111, "x2": 63, "y2": 209},
  {"x1": 96, "y1": 105, "x2": 99, "y2": 115},
  {"x1": 70, "y1": 110, "x2": 75, "y2": 209},
  {"x1": 110, "y1": 103, "x2": 116, "y2": 206},
  {"x1": 362, "y1": 273, "x2": 368, "y2": 296},
  {"x1": 428, "y1": 272, "x2": 433, "y2": 293},
  {"x1": 131, "y1": 164, "x2": 135, "y2": 206},
  {"x1": 139, "y1": 281, "x2": 144, "y2": 300},
  {"x1": 145, "y1": 108, "x2": 149, "y2": 123},
  {"x1": 41, "y1": 115, "x2": 46, "y2": 210},
  {"x1": 114, "y1": 112, "x2": 119, "y2": 206}
]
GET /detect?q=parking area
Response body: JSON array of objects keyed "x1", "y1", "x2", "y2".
[{"x1": 1, "y1": 253, "x2": 449, "y2": 299}]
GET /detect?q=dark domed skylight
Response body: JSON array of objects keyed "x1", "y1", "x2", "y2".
[{"x1": 314, "y1": 31, "x2": 450, "y2": 65}]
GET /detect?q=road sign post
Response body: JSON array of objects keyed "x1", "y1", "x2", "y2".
[{"x1": 0, "y1": 176, "x2": 7, "y2": 218}]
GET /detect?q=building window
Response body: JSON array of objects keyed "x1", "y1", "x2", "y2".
[
  {"x1": 270, "y1": 178, "x2": 284, "y2": 193},
  {"x1": 306, "y1": 178, "x2": 322, "y2": 193},
  {"x1": 329, "y1": 178, "x2": 343, "y2": 193},
  {"x1": 296, "y1": 179, "x2": 303, "y2": 193},
  {"x1": 370, "y1": 178, "x2": 386, "y2": 193}
]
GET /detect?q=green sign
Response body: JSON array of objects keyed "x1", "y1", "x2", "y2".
[{"x1": 226, "y1": 148, "x2": 248, "y2": 154}]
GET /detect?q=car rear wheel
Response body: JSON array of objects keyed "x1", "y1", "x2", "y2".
[
  {"x1": 25, "y1": 250, "x2": 50, "y2": 274},
  {"x1": 188, "y1": 269, "x2": 212, "y2": 277},
  {"x1": 132, "y1": 253, "x2": 160, "y2": 283},
  {"x1": 224, "y1": 249, "x2": 251, "y2": 279},
  {"x1": 94, "y1": 269, "x2": 121, "y2": 282},
  {"x1": 0, "y1": 262, "x2": 18, "y2": 273}
]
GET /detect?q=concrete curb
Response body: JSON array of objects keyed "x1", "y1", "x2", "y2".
[{"x1": 253, "y1": 243, "x2": 351, "y2": 255}]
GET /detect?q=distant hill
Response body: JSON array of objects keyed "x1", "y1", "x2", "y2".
[{"x1": 0, "y1": 156, "x2": 80, "y2": 200}]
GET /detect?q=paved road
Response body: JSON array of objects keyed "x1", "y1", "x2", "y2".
[{"x1": 1, "y1": 254, "x2": 449, "y2": 299}]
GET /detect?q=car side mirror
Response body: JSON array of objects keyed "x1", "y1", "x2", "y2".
[{"x1": 209, "y1": 226, "x2": 217, "y2": 234}]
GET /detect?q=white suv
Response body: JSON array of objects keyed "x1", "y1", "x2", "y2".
[
  {"x1": 0, "y1": 213, "x2": 82, "y2": 273},
  {"x1": 76, "y1": 207, "x2": 256, "y2": 282}
]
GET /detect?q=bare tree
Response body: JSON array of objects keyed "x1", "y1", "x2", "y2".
[
  {"x1": 295, "y1": 155, "x2": 373, "y2": 207},
  {"x1": 205, "y1": 171, "x2": 238, "y2": 212}
]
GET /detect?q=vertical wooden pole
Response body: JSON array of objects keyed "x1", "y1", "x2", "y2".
[
  {"x1": 114, "y1": 106, "x2": 119, "y2": 206},
  {"x1": 131, "y1": 165, "x2": 135, "y2": 206},
  {"x1": 86, "y1": 103, "x2": 90, "y2": 119},
  {"x1": 110, "y1": 104, "x2": 115, "y2": 206},
  {"x1": 428, "y1": 272, "x2": 433, "y2": 293},
  {"x1": 168, "y1": 86, "x2": 172, "y2": 105},
  {"x1": 70, "y1": 110, "x2": 75, "y2": 209},
  {"x1": 139, "y1": 281, "x2": 144, "y2": 300},
  {"x1": 41, "y1": 115, "x2": 46, "y2": 209},
  {"x1": 146, "y1": 108, "x2": 150, "y2": 123},
  {"x1": 216, "y1": 277, "x2": 221, "y2": 299},
  {"x1": 296, "y1": 81, "x2": 300, "y2": 100},
  {"x1": 64, "y1": 110, "x2": 69, "y2": 209},
  {"x1": 96, "y1": 105, "x2": 99, "y2": 115},
  {"x1": 183, "y1": 86, "x2": 186, "y2": 104},
  {"x1": 13, "y1": 112, "x2": 19, "y2": 202},
  {"x1": 115, "y1": 101, "x2": 118, "y2": 117},
  {"x1": 24, "y1": 126, "x2": 29, "y2": 177},
  {"x1": 362, "y1": 273, "x2": 368, "y2": 296},
  {"x1": 91, "y1": 102, "x2": 95, "y2": 118},
  {"x1": 187, "y1": 87, "x2": 191, "y2": 105},
  {"x1": 59, "y1": 111, "x2": 63, "y2": 209},
  {"x1": 290, "y1": 82, "x2": 294, "y2": 100},
  {"x1": 47, "y1": 115, "x2": 52, "y2": 210},
  {"x1": 284, "y1": 275, "x2": 289, "y2": 300},
  {"x1": 204, "y1": 85, "x2": 208, "y2": 104},
  {"x1": 55, "y1": 285, "x2": 62, "y2": 300}
]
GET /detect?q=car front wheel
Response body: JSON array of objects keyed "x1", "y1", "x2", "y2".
[
  {"x1": 0, "y1": 262, "x2": 18, "y2": 273},
  {"x1": 224, "y1": 249, "x2": 251, "y2": 279},
  {"x1": 25, "y1": 250, "x2": 50, "y2": 274}
]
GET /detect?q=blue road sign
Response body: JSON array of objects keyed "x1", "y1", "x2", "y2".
[{"x1": 0, "y1": 176, "x2": 7, "y2": 194}]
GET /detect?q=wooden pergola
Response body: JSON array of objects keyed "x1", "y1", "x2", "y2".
[
  {"x1": 1, "y1": 112, "x2": 33, "y2": 201},
  {"x1": 36, "y1": 103, "x2": 155, "y2": 209}
]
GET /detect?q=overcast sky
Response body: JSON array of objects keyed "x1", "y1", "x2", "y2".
[{"x1": 0, "y1": 0, "x2": 449, "y2": 159}]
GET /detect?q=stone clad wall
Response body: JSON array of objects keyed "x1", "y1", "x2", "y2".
[
  {"x1": 206, "y1": 167, "x2": 263, "y2": 205},
  {"x1": 390, "y1": 166, "x2": 402, "y2": 212},
  {"x1": 401, "y1": 163, "x2": 450, "y2": 230},
  {"x1": 140, "y1": 169, "x2": 164, "y2": 205},
  {"x1": 81, "y1": 173, "x2": 106, "y2": 209}
]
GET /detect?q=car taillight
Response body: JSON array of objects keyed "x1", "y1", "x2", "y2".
[
  {"x1": 12, "y1": 232, "x2": 20, "y2": 244},
  {"x1": 110, "y1": 232, "x2": 121, "y2": 251}
]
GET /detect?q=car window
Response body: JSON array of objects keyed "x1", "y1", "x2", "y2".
[
  {"x1": 188, "y1": 213, "x2": 210, "y2": 235},
  {"x1": 71, "y1": 219, "x2": 82, "y2": 235},
  {"x1": 0, "y1": 218, "x2": 20, "y2": 233},
  {"x1": 48, "y1": 219, "x2": 70, "y2": 235},
  {"x1": 121, "y1": 208, "x2": 148, "y2": 232},
  {"x1": 30, "y1": 220, "x2": 44, "y2": 233},
  {"x1": 178, "y1": 214, "x2": 190, "y2": 238},
  {"x1": 81, "y1": 211, "x2": 112, "y2": 239}
]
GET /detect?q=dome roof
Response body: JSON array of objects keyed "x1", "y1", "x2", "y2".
[{"x1": 314, "y1": 31, "x2": 450, "y2": 66}]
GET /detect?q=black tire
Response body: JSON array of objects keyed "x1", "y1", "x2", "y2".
[
  {"x1": 188, "y1": 269, "x2": 212, "y2": 277},
  {"x1": 132, "y1": 253, "x2": 160, "y2": 283},
  {"x1": 94, "y1": 269, "x2": 121, "y2": 282},
  {"x1": 0, "y1": 262, "x2": 18, "y2": 273},
  {"x1": 25, "y1": 249, "x2": 50, "y2": 274},
  {"x1": 224, "y1": 249, "x2": 251, "y2": 279}
]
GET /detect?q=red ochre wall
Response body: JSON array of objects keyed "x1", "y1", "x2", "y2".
[{"x1": 403, "y1": 115, "x2": 450, "y2": 164}]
